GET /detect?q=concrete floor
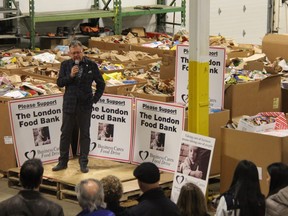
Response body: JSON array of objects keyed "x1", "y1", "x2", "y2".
[{"x1": 0, "y1": 175, "x2": 82, "y2": 216}]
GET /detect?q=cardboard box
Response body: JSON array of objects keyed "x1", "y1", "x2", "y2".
[
  {"x1": 100, "y1": 64, "x2": 146, "y2": 74},
  {"x1": 185, "y1": 110, "x2": 230, "y2": 176},
  {"x1": 104, "y1": 78, "x2": 147, "y2": 95},
  {"x1": 129, "y1": 27, "x2": 146, "y2": 37},
  {"x1": 224, "y1": 75, "x2": 282, "y2": 119},
  {"x1": 160, "y1": 55, "x2": 176, "y2": 79},
  {"x1": 220, "y1": 127, "x2": 288, "y2": 196},
  {"x1": 40, "y1": 37, "x2": 70, "y2": 50},
  {"x1": 262, "y1": 34, "x2": 288, "y2": 61},
  {"x1": 130, "y1": 44, "x2": 176, "y2": 57},
  {"x1": 117, "y1": 90, "x2": 174, "y2": 102},
  {"x1": 242, "y1": 53, "x2": 266, "y2": 71},
  {"x1": 0, "y1": 97, "x2": 17, "y2": 171},
  {"x1": 89, "y1": 55, "x2": 162, "y2": 65},
  {"x1": 89, "y1": 39, "x2": 131, "y2": 52},
  {"x1": 227, "y1": 49, "x2": 254, "y2": 60},
  {"x1": 237, "y1": 118, "x2": 275, "y2": 132},
  {"x1": 243, "y1": 60, "x2": 264, "y2": 71},
  {"x1": 6, "y1": 68, "x2": 57, "y2": 84},
  {"x1": 129, "y1": 92, "x2": 174, "y2": 102}
]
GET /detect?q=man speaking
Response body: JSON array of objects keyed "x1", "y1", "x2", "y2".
[{"x1": 52, "y1": 40, "x2": 105, "y2": 173}]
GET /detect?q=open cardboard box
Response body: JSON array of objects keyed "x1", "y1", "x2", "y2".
[
  {"x1": 100, "y1": 64, "x2": 146, "y2": 74},
  {"x1": 89, "y1": 35, "x2": 154, "y2": 52},
  {"x1": 237, "y1": 117, "x2": 275, "y2": 132},
  {"x1": 130, "y1": 44, "x2": 176, "y2": 57},
  {"x1": 117, "y1": 84, "x2": 174, "y2": 102},
  {"x1": 160, "y1": 55, "x2": 176, "y2": 80},
  {"x1": 221, "y1": 127, "x2": 288, "y2": 196},
  {"x1": 89, "y1": 39, "x2": 131, "y2": 52},
  {"x1": 89, "y1": 55, "x2": 162, "y2": 66},
  {"x1": 104, "y1": 77, "x2": 147, "y2": 95},
  {"x1": 224, "y1": 75, "x2": 282, "y2": 119},
  {"x1": 10, "y1": 69, "x2": 57, "y2": 83},
  {"x1": 262, "y1": 34, "x2": 288, "y2": 61}
]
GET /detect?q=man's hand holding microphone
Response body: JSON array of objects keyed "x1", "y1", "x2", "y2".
[{"x1": 71, "y1": 60, "x2": 82, "y2": 78}]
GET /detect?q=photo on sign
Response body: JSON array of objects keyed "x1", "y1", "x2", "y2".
[
  {"x1": 177, "y1": 143, "x2": 211, "y2": 180},
  {"x1": 33, "y1": 126, "x2": 51, "y2": 146},
  {"x1": 97, "y1": 123, "x2": 114, "y2": 142},
  {"x1": 150, "y1": 131, "x2": 165, "y2": 152}
]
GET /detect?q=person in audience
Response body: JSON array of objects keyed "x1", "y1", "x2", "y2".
[
  {"x1": 100, "y1": 175, "x2": 128, "y2": 216},
  {"x1": 180, "y1": 145, "x2": 203, "y2": 179},
  {"x1": 127, "y1": 162, "x2": 180, "y2": 216},
  {"x1": 75, "y1": 178, "x2": 115, "y2": 216},
  {"x1": 0, "y1": 158, "x2": 64, "y2": 216},
  {"x1": 215, "y1": 160, "x2": 265, "y2": 216},
  {"x1": 265, "y1": 162, "x2": 288, "y2": 216},
  {"x1": 177, "y1": 182, "x2": 210, "y2": 216}
]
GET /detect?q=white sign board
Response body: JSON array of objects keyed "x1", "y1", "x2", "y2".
[
  {"x1": 89, "y1": 94, "x2": 133, "y2": 163},
  {"x1": 170, "y1": 131, "x2": 215, "y2": 203},
  {"x1": 8, "y1": 94, "x2": 63, "y2": 166},
  {"x1": 175, "y1": 45, "x2": 225, "y2": 109},
  {"x1": 132, "y1": 98, "x2": 185, "y2": 172}
]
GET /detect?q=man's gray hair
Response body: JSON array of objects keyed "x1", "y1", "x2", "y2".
[
  {"x1": 75, "y1": 178, "x2": 106, "y2": 212},
  {"x1": 69, "y1": 40, "x2": 83, "y2": 48}
]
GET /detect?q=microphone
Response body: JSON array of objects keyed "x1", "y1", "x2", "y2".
[{"x1": 74, "y1": 60, "x2": 83, "y2": 78}]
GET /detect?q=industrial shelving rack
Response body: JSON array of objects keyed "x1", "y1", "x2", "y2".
[{"x1": 6, "y1": 0, "x2": 186, "y2": 49}]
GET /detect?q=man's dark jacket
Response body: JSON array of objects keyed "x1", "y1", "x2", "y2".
[
  {"x1": 127, "y1": 187, "x2": 180, "y2": 216},
  {"x1": 57, "y1": 57, "x2": 105, "y2": 113},
  {"x1": 0, "y1": 190, "x2": 64, "y2": 216}
]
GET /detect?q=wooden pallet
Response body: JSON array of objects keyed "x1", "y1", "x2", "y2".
[{"x1": 7, "y1": 157, "x2": 174, "y2": 205}]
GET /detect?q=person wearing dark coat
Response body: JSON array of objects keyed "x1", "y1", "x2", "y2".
[
  {"x1": 127, "y1": 162, "x2": 180, "y2": 216},
  {"x1": 0, "y1": 158, "x2": 64, "y2": 216},
  {"x1": 52, "y1": 40, "x2": 105, "y2": 173}
]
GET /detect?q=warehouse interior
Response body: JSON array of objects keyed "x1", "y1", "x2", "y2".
[{"x1": 1, "y1": 0, "x2": 288, "y2": 215}]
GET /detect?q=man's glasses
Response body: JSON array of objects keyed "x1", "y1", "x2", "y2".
[{"x1": 70, "y1": 51, "x2": 82, "y2": 55}]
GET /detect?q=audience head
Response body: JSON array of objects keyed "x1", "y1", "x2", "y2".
[
  {"x1": 177, "y1": 182, "x2": 208, "y2": 216},
  {"x1": 133, "y1": 162, "x2": 160, "y2": 192},
  {"x1": 228, "y1": 160, "x2": 264, "y2": 215},
  {"x1": 100, "y1": 175, "x2": 123, "y2": 205},
  {"x1": 230, "y1": 160, "x2": 260, "y2": 191},
  {"x1": 75, "y1": 178, "x2": 105, "y2": 212},
  {"x1": 267, "y1": 162, "x2": 288, "y2": 196},
  {"x1": 20, "y1": 158, "x2": 44, "y2": 189}
]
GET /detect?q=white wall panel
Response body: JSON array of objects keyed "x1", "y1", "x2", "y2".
[
  {"x1": 167, "y1": 0, "x2": 268, "y2": 44},
  {"x1": 209, "y1": 0, "x2": 268, "y2": 45}
]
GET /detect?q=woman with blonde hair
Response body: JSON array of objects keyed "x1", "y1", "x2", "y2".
[
  {"x1": 177, "y1": 182, "x2": 210, "y2": 216},
  {"x1": 100, "y1": 175, "x2": 128, "y2": 216}
]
